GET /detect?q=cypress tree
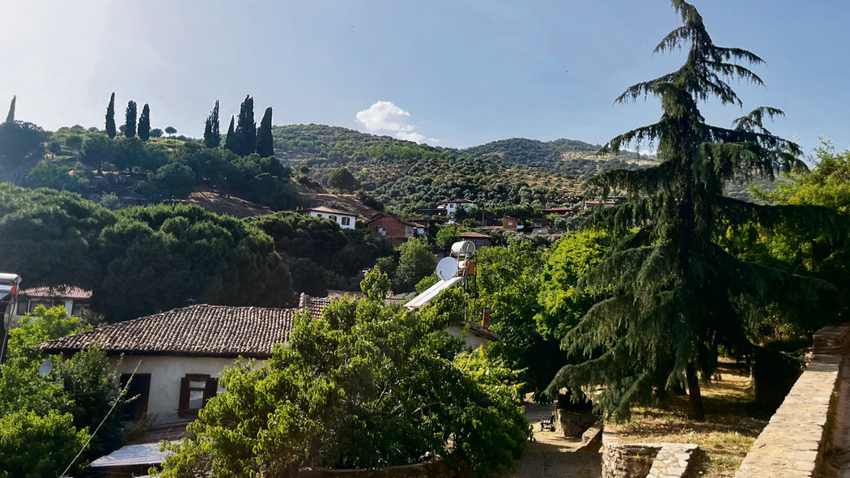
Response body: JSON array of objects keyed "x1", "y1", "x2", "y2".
[
  {"x1": 233, "y1": 95, "x2": 256, "y2": 156},
  {"x1": 224, "y1": 115, "x2": 236, "y2": 152},
  {"x1": 256, "y1": 107, "x2": 274, "y2": 158},
  {"x1": 5, "y1": 95, "x2": 15, "y2": 123},
  {"x1": 124, "y1": 100, "x2": 137, "y2": 138},
  {"x1": 138, "y1": 103, "x2": 151, "y2": 141},
  {"x1": 546, "y1": 0, "x2": 840, "y2": 422},
  {"x1": 106, "y1": 93, "x2": 116, "y2": 139},
  {"x1": 204, "y1": 100, "x2": 221, "y2": 148}
]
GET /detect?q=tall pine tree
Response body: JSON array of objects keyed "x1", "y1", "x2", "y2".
[
  {"x1": 138, "y1": 103, "x2": 151, "y2": 141},
  {"x1": 105, "y1": 93, "x2": 116, "y2": 139},
  {"x1": 546, "y1": 0, "x2": 839, "y2": 421},
  {"x1": 224, "y1": 115, "x2": 236, "y2": 152},
  {"x1": 5, "y1": 95, "x2": 15, "y2": 123},
  {"x1": 232, "y1": 95, "x2": 256, "y2": 156},
  {"x1": 256, "y1": 107, "x2": 274, "y2": 158},
  {"x1": 124, "y1": 101, "x2": 137, "y2": 138},
  {"x1": 204, "y1": 100, "x2": 221, "y2": 148}
]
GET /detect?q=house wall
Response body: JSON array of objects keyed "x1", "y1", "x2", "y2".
[
  {"x1": 12, "y1": 298, "x2": 88, "y2": 318},
  {"x1": 110, "y1": 355, "x2": 261, "y2": 425},
  {"x1": 369, "y1": 217, "x2": 413, "y2": 239},
  {"x1": 309, "y1": 211, "x2": 355, "y2": 230},
  {"x1": 446, "y1": 324, "x2": 487, "y2": 350}
]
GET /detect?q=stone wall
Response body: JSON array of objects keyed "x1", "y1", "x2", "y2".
[
  {"x1": 734, "y1": 323, "x2": 850, "y2": 478},
  {"x1": 601, "y1": 432, "x2": 698, "y2": 478},
  {"x1": 554, "y1": 410, "x2": 598, "y2": 437},
  {"x1": 298, "y1": 461, "x2": 463, "y2": 478}
]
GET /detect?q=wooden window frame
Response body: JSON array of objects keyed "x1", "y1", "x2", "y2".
[
  {"x1": 341, "y1": 216, "x2": 351, "y2": 226},
  {"x1": 178, "y1": 373, "x2": 218, "y2": 418}
]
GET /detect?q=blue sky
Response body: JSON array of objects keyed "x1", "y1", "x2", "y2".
[{"x1": 1, "y1": 0, "x2": 848, "y2": 154}]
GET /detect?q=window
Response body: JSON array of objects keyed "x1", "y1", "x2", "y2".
[
  {"x1": 329, "y1": 215, "x2": 338, "y2": 222},
  {"x1": 28, "y1": 299, "x2": 54, "y2": 313},
  {"x1": 178, "y1": 374, "x2": 218, "y2": 418},
  {"x1": 71, "y1": 303, "x2": 90, "y2": 317},
  {"x1": 341, "y1": 217, "x2": 351, "y2": 226},
  {"x1": 316, "y1": 214, "x2": 322, "y2": 218},
  {"x1": 120, "y1": 373, "x2": 151, "y2": 421}
]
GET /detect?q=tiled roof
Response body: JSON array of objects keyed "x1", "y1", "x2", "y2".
[
  {"x1": 458, "y1": 232, "x2": 490, "y2": 239},
  {"x1": 298, "y1": 293, "x2": 333, "y2": 318},
  {"x1": 304, "y1": 206, "x2": 355, "y2": 216},
  {"x1": 461, "y1": 321, "x2": 499, "y2": 341},
  {"x1": 20, "y1": 286, "x2": 92, "y2": 300},
  {"x1": 37, "y1": 305, "x2": 296, "y2": 358},
  {"x1": 448, "y1": 199, "x2": 475, "y2": 203}
]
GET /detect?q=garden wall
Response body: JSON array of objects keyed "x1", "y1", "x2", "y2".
[
  {"x1": 734, "y1": 323, "x2": 850, "y2": 478},
  {"x1": 601, "y1": 431, "x2": 698, "y2": 478}
]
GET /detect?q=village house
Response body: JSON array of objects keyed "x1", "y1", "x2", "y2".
[
  {"x1": 38, "y1": 304, "x2": 297, "y2": 426},
  {"x1": 12, "y1": 285, "x2": 91, "y2": 318},
  {"x1": 458, "y1": 231, "x2": 492, "y2": 248},
  {"x1": 367, "y1": 212, "x2": 416, "y2": 245},
  {"x1": 302, "y1": 206, "x2": 356, "y2": 230},
  {"x1": 437, "y1": 199, "x2": 477, "y2": 215},
  {"x1": 476, "y1": 216, "x2": 520, "y2": 232},
  {"x1": 542, "y1": 207, "x2": 577, "y2": 217}
]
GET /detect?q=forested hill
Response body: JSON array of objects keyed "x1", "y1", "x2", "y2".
[
  {"x1": 271, "y1": 124, "x2": 657, "y2": 213},
  {"x1": 272, "y1": 124, "x2": 585, "y2": 214},
  {"x1": 442, "y1": 137, "x2": 654, "y2": 178}
]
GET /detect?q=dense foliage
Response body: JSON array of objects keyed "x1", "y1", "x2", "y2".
[
  {"x1": 546, "y1": 0, "x2": 840, "y2": 421},
  {"x1": 0, "y1": 306, "x2": 126, "y2": 476},
  {"x1": 158, "y1": 271, "x2": 528, "y2": 477}
]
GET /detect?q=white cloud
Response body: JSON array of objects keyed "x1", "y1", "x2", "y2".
[{"x1": 355, "y1": 101, "x2": 437, "y2": 144}]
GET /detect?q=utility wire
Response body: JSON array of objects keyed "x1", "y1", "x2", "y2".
[{"x1": 59, "y1": 357, "x2": 143, "y2": 478}]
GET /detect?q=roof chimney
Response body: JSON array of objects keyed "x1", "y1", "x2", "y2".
[
  {"x1": 482, "y1": 307, "x2": 491, "y2": 328},
  {"x1": 186, "y1": 298, "x2": 197, "y2": 307}
]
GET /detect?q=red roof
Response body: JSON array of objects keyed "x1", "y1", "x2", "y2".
[
  {"x1": 38, "y1": 305, "x2": 296, "y2": 358},
  {"x1": 20, "y1": 286, "x2": 91, "y2": 300},
  {"x1": 298, "y1": 293, "x2": 333, "y2": 318}
]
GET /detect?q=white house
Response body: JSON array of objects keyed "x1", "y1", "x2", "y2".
[
  {"x1": 38, "y1": 304, "x2": 296, "y2": 426},
  {"x1": 12, "y1": 285, "x2": 91, "y2": 318},
  {"x1": 303, "y1": 206, "x2": 356, "y2": 230},
  {"x1": 437, "y1": 199, "x2": 476, "y2": 215}
]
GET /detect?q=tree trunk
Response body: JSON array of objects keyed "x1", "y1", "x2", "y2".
[{"x1": 686, "y1": 362, "x2": 705, "y2": 421}]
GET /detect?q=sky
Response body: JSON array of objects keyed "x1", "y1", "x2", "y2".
[{"x1": 1, "y1": 0, "x2": 848, "y2": 155}]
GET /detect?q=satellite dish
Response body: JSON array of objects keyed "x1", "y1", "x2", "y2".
[
  {"x1": 450, "y1": 240, "x2": 476, "y2": 258},
  {"x1": 38, "y1": 359, "x2": 53, "y2": 377},
  {"x1": 436, "y1": 257, "x2": 458, "y2": 280}
]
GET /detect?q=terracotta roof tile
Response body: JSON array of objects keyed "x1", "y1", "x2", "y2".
[
  {"x1": 304, "y1": 206, "x2": 355, "y2": 216},
  {"x1": 298, "y1": 293, "x2": 333, "y2": 318},
  {"x1": 37, "y1": 305, "x2": 296, "y2": 358},
  {"x1": 21, "y1": 286, "x2": 92, "y2": 300}
]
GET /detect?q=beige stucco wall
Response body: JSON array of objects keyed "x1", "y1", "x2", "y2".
[
  {"x1": 111, "y1": 355, "x2": 261, "y2": 425},
  {"x1": 446, "y1": 324, "x2": 487, "y2": 350}
]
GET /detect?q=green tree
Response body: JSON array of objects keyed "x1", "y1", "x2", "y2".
[
  {"x1": 5, "y1": 95, "x2": 15, "y2": 123},
  {"x1": 0, "y1": 121, "x2": 49, "y2": 169},
  {"x1": 150, "y1": 127, "x2": 163, "y2": 138},
  {"x1": 327, "y1": 167, "x2": 360, "y2": 192},
  {"x1": 231, "y1": 95, "x2": 256, "y2": 157},
  {"x1": 146, "y1": 163, "x2": 196, "y2": 201},
  {"x1": 546, "y1": 0, "x2": 836, "y2": 421},
  {"x1": 203, "y1": 100, "x2": 221, "y2": 148},
  {"x1": 256, "y1": 106, "x2": 274, "y2": 158},
  {"x1": 138, "y1": 103, "x2": 151, "y2": 141},
  {"x1": 223, "y1": 115, "x2": 235, "y2": 151},
  {"x1": 158, "y1": 275, "x2": 527, "y2": 478},
  {"x1": 78, "y1": 133, "x2": 114, "y2": 175},
  {"x1": 165, "y1": 126, "x2": 177, "y2": 137},
  {"x1": 394, "y1": 237, "x2": 436, "y2": 292},
  {"x1": 124, "y1": 100, "x2": 137, "y2": 138},
  {"x1": 0, "y1": 185, "x2": 116, "y2": 290},
  {"x1": 105, "y1": 92, "x2": 116, "y2": 139},
  {"x1": 0, "y1": 410, "x2": 90, "y2": 478}
]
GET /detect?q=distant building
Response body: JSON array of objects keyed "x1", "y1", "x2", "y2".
[
  {"x1": 302, "y1": 206, "x2": 356, "y2": 230},
  {"x1": 368, "y1": 213, "x2": 415, "y2": 244},
  {"x1": 583, "y1": 200, "x2": 616, "y2": 209},
  {"x1": 13, "y1": 286, "x2": 91, "y2": 318},
  {"x1": 458, "y1": 231, "x2": 492, "y2": 248},
  {"x1": 542, "y1": 207, "x2": 577, "y2": 216},
  {"x1": 437, "y1": 199, "x2": 476, "y2": 214},
  {"x1": 501, "y1": 216, "x2": 518, "y2": 230}
]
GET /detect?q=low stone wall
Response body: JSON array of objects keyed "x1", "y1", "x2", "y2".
[
  {"x1": 298, "y1": 461, "x2": 459, "y2": 478},
  {"x1": 576, "y1": 422, "x2": 604, "y2": 453},
  {"x1": 734, "y1": 323, "x2": 850, "y2": 478},
  {"x1": 555, "y1": 410, "x2": 598, "y2": 437},
  {"x1": 601, "y1": 432, "x2": 698, "y2": 478}
]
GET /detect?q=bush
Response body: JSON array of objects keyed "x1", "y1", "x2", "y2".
[
  {"x1": 0, "y1": 410, "x2": 90, "y2": 478},
  {"x1": 146, "y1": 162, "x2": 196, "y2": 201}
]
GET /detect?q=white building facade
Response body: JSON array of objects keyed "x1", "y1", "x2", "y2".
[{"x1": 304, "y1": 206, "x2": 356, "y2": 230}]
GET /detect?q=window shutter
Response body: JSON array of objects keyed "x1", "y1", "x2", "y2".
[
  {"x1": 203, "y1": 377, "x2": 218, "y2": 405},
  {"x1": 178, "y1": 377, "x2": 190, "y2": 418}
]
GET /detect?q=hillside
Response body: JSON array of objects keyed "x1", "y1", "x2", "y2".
[{"x1": 272, "y1": 124, "x2": 585, "y2": 214}]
